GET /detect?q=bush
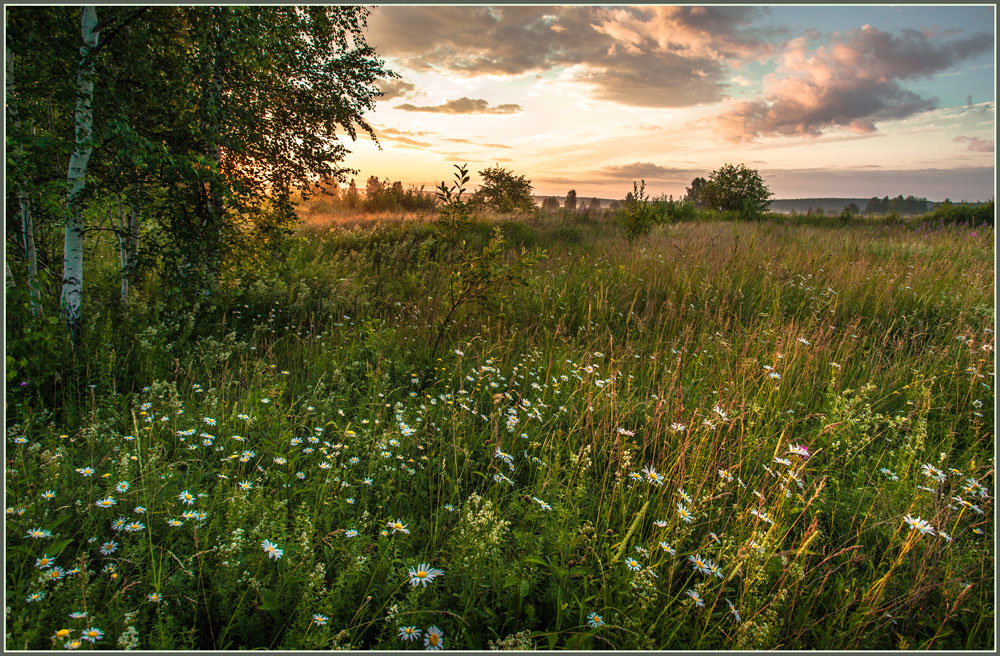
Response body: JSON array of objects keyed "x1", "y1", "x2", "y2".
[{"x1": 469, "y1": 166, "x2": 535, "y2": 214}]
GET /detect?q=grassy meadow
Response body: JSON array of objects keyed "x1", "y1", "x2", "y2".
[{"x1": 5, "y1": 209, "x2": 995, "y2": 650}]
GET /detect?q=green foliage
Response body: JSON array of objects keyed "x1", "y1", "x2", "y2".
[
  {"x1": 431, "y1": 164, "x2": 546, "y2": 361},
  {"x1": 921, "y1": 199, "x2": 994, "y2": 227},
  {"x1": 363, "y1": 177, "x2": 436, "y2": 213},
  {"x1": 617, "y1": 179, "x2": 657, "y2": 240},
  {"x1": 700, "y1": 163, "x2": 774, "y2": 221},
  {"x1": 469, "y1": 165, "x2": 536, "y2": 214},
  {"x1": 540, "y1": 196, "x2": 560, "y2": 212}
]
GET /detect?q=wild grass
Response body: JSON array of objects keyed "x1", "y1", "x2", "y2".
[{"x1": 5, "y1": 212, "x2": 994, "y2": 650}]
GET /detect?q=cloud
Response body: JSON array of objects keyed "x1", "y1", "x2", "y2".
[
  {"x1": 444, "y1": 137, "x2": 512, "y2": 149},
  {"x1": 368, "y1": 6, "x2": 771, "y2": 108},
  {"x1": 375, "y1": 78, "x2": 417, "y2": 101},
  {"x1": 599, "y1": 162, "x2": 700, "y2": 182},
  {"x1": 954, "y1": 135, "x2": 995, "y2": 152},
  {"x1": 714, "y1": 26, "x2": 992, "y2": 141},
  {"x1": 395, "y1": 97, "x2": 522, "y2": 114}
]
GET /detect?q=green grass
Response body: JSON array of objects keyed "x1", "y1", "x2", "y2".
[{"x1": 5, "y1": 213, "x2": 994, "y2": 650}]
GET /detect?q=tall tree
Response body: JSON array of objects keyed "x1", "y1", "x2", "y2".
[
  {"x1": 564, "y1": 189, "x2": 577, "y2": 211},
  {"x1": 60, "y1": 6, "x2": 99, "y2": 340}
]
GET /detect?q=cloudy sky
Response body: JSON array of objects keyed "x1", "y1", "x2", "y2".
[{"x1": 339, "y1": 5, "x2": 995, "y2": 201}]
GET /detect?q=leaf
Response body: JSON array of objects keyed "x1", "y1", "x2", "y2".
[{"x1": 260, "y1": 588, "x2": 281, "y2": 611}]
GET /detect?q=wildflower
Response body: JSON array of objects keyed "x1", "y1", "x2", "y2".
[
  {"x1": 707, "y1": 560, "x2": 724, "y2": 579},
  {"x1": 124, "y1": 521, "x2": 145, "y2": 532},
  {"x1": 677, "y1": 488, "x2": 692, "y2": 504},
  {"x1": 424, "y1": 625, "x2": 444, "y2": 650},
  {"x1": 344, "y1": 529, "x2": 358, "y2": 538},
  {"x1": 532, "y1": 497, "x2": 553, "y2": 511},
  {"x1": 24, "y1": 527, "x2": 53, "y2": 539},
  {"x1": 273, "y1": 456, "x2": 287, "y2": 465},
  {"x1": 718, "y1": 469, "x2": 733, "y2": 482},
  {"x1": 76, "y1": 467, "x2": 94, "y2": 477},
  {"x1": 902, "y1": 515, "x2": 935, "y2": 535},
  {"x1": 677, "y1": 503, "x2": 694, "y2": 524},
  {"x1": 80, "y1": 627, "x2": 104, "y2": 643},
  {"x1": 387, "y1": 519, "x2": 409, "y2": 535},
  {"x1": 587, "y1": 611, "x2": 605, "y2": 628},
  {"x1": 798, "y1": 338, "x2": 810, "y2": 345},
  {"x1": 26, "y1": 591, "x2": 46, "y2": 603},
  {"x1": 659, "y1": 541, "x2": 675, "y2": 555},
  {"x1": 617, "y1": 427, "x2": 635, "y2": 436},
  {"x1": 69, "y1": 612, "x2": 87, "y2": 619},
  {"x1": 166, "y1": 518, "x2": 183, "y2": 527},
  {"x1": 261, "y1": 539, "x2": 284, "y2": 560},
  {"x1": 99, "y1": 541, "x2": 118, "y2": 555},
  {"x1": 147, "y1": 592, "x2": 162, "y2": 603},
  {"x1": 624, "y1": 557, "x2": 641, "y2": 572},
  {"x1": 643, "y1": 466, "x2": 665, "y2": 486},
  {"x1": 53, "y1": 629, "x2": 72, "y2": 640},
  {"x1": 46, "y1": 567, "x2": 66, "y2": 582},
  {"x1": 398, "y1": 626, "x2": 422, "y2": 642},
  {"x1": 972, "y1": 527, "x2": 984, "y2": 535},
  {"x1": 628, "y1": 471, "x2": 643, "y2": 482},
  {"x1": 95, "y1": 497, "x2": 117, "y2": 509},
  {"x1": 921, "y1": 464, "x2": 946, "y2": 483},
  {"x1": 444, "y1": 504, "x2": 455, "y2": 512},
  {"x1": 115, "y1": 480, "x2": 130, "y2": 493},
  {"x1": 689, "y1": 554, "x2": 712, "y2": 576},
  {"x1": 725, "y1": 599, "x2": 741, "y2": 623},
  {"x1": 768, "y1": 372, "x2": 781, "y2": 380},
  {"x1": 64, "y1": 640, "x2": 82, "y2": 650},
  {"x1": 686, "y1": 589, "x2": 705, "y2": 607},
  {"x1": 41, "y1": 490, "x2": 56, "y2": 500},
  {"x1": 879, "y1": 467, "x2": 899, "y2": 481},
  {"x1": 408, "y1": 563, "x2": 441, "y2": 587},
  {"x1": 774, "y1": 457, "x2": 791, "y2": 466},
  {"x1": 653, "y1": 519, "x2": 668, "y2": 528},
  {"x1": 939, "y1": 531, "x2": 953, "y2": 543},
  {"x1": 203, "y1": 417, "x2": 216, "y2": 426},
  {"x1": 312, "y1": 613, "x2": 329, "y2": 626},
  {"x1": 750, "y1": 508, "x2": 774, "y2": 525},
  {"x1": 178, "y1": 490, "x2": 195, "y2": 505},
  {"x1": 296, "y1": 472, "x2": 305, "y2": 480},
  {"x1": 238, "y1": 480, "x2": 252, "y2": 491},
  {"x1": 35, "y1": 554, "x2": 54, "y2": 569}
]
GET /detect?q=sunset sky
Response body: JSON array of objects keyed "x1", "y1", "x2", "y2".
[{"x1": 338, "y1": 5, "x2": 995, "y2": 201}]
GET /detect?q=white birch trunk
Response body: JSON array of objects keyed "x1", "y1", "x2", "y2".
[{"x1": 60, "y1": 6, "x2": 99, "y2": 339}]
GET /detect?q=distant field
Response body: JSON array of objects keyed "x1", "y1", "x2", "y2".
[{"x1": 6, "y1": 212, "x2": 994, "y2": 649}]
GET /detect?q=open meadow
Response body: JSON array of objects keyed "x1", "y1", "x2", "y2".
[{"x1": 5, "y1": 208, "x2": 995, "y2": 650}]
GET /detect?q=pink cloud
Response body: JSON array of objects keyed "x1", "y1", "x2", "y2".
[
  {"x1": 714, "y1": 26, "x2": 991, "y2": 141},
  {"x1": 954, "y1": 135, "x2": 995, "y2": 152}
]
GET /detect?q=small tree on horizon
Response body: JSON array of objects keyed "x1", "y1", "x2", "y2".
[
  {"x1": 565, "y1": 189, "x2": 577, "y2": 211},
  {"x1": 703, "y1": 164, "x2": 773, "y2": 220},
  {"x1": 470, "y1": 165, "x2": 535, "y2": 213}
]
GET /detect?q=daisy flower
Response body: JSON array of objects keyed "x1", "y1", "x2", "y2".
[
  {"x1": 641, "y1": 466, "x2": 664, "y2": 486},
  {"x1": 95, "y1": 497, "x2": 117, "y2": 509},
  {"x1": 408, "y1": 563, "x2": 441, "y2": 587},
  {"x1": 35, "y1": 554, "x2": 54, "y2": 569},
  {"x1": 178, "y1": 490, "x2": 195, "y2": 505},
  {"x1": 921, "y1": 464, "x2": 946, "y2": 483},
  {"x1": 624, "y1": 557, "x2": 641, "y2": 572},
  {"x1": 686, "y1": 589, "x2": 705, "y2": 607},
  {"x1": 238, "y1": 480, "x2": 252, "y2": 491},
  {"x1": 677, "y1": 488, "x2": 692, "y2": 504},
  {"x1": 586, "y1": 611, "x2": 605, "y2": 628},
  {"x1": 659, "y1": 541, "x2": 675, "y2": 555},
  {"x1": 115, "y1": 480, "x2": 130, "y2": 493},
  {"x1": 80, "y1": 627, "x2": 104, "y2": 643},
  {"x1": 689, "y1": 554, "x2": 712, "y2": 576},
  {"x1": 423, "y1": 625, "x2": 444, "y2": 650},
  {"x1": 99, "y1": 541, "x2": 118, "y2": 555},
  {"x1": 26, "y1": 591, "x2": 46, "y2": 603},
  {"x1": 398, "y1": 626, "x2": 421, "y2": 641},
  {"x1": 902, "y1": 514, "x2": 935, "y2": 535},
  {"x1": 147, "y1": 592, "x2": 163, "y2": 603},
  {"x1": 24, "y1": 527, "x2": 53, "y2": 539},
  {"x1": 261, "y1": 539, "x2": 284, "y2": 560},
  {"x1": 312, "y1": 614, "x2": 329, "y2": 626},
  {"x1": 387, "y1": 519, "x2": 409, "y2": 535},
  {"x1": 344, "y1": 529, "x2": 358, "y2": 538},
  {"x1": 788, "y1": 444, "x2": 809, "y2": 458},
  {"x1": 676, "y1": 503, "x2": 694, "y2": 524}
]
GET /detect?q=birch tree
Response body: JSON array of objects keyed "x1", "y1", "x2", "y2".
[{"x1": 60, "y1": 6, "x2": 99, "y2": 340}]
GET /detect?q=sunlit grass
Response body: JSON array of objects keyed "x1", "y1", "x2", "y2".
[{"x1": 5, "y1": 214, "x2": 993, "y2": 649}]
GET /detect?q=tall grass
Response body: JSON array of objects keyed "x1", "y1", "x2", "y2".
[{"x1": 5, "y1": 213, "x2": 993, "y2": 649}]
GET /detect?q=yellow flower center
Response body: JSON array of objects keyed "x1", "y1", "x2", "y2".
[
  {"x1": 428, "y1": 634, "x2": 439, "y2": 646},
  {"x1": 56, "y1": 629, "x2": 70, "y2": 638},
  {"x1": 417, "y1": 571, "x2": 427, "y2": 578}
]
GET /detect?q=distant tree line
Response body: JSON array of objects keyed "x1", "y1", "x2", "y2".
[{"x1": 863, "y1": 195, "x2": 930, "y2": 215}]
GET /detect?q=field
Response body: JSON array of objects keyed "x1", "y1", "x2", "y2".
[{"x1": 5, "y1": 210, "x2": 995, "y2": 650}]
